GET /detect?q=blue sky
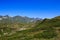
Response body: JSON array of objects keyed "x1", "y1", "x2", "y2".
[{"x1": 0, "y1": 0, "x2": 60, "y2": 18}]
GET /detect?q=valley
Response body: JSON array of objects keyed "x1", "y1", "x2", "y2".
[{"x1": 0, "y1": 16, "x2": 60, "y2": 40}]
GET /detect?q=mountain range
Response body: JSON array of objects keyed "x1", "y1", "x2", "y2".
[{"x1": 0, "y1": 15, "x2": 41, "y2": 23}]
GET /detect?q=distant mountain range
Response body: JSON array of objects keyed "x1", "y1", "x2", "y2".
[{"x1": 0, "y1": 15, "x2": 41, "y2": 23}]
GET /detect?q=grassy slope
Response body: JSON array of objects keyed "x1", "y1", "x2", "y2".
[{"x1": 0, "y1": 16, "x2": 60, "y2": 40}]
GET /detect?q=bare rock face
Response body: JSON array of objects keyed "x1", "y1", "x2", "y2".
[{"x1": 0, "y1": 18, "x2": 2, "y2": 20}]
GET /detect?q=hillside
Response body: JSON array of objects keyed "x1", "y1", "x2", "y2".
[{"x1": 0, "y1": 16, "x2": 60, "y2": 40}]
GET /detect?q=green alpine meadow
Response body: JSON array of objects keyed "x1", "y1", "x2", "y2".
[{"x1": 0, "y1": 16, "x2": 60, "y2": 40}]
